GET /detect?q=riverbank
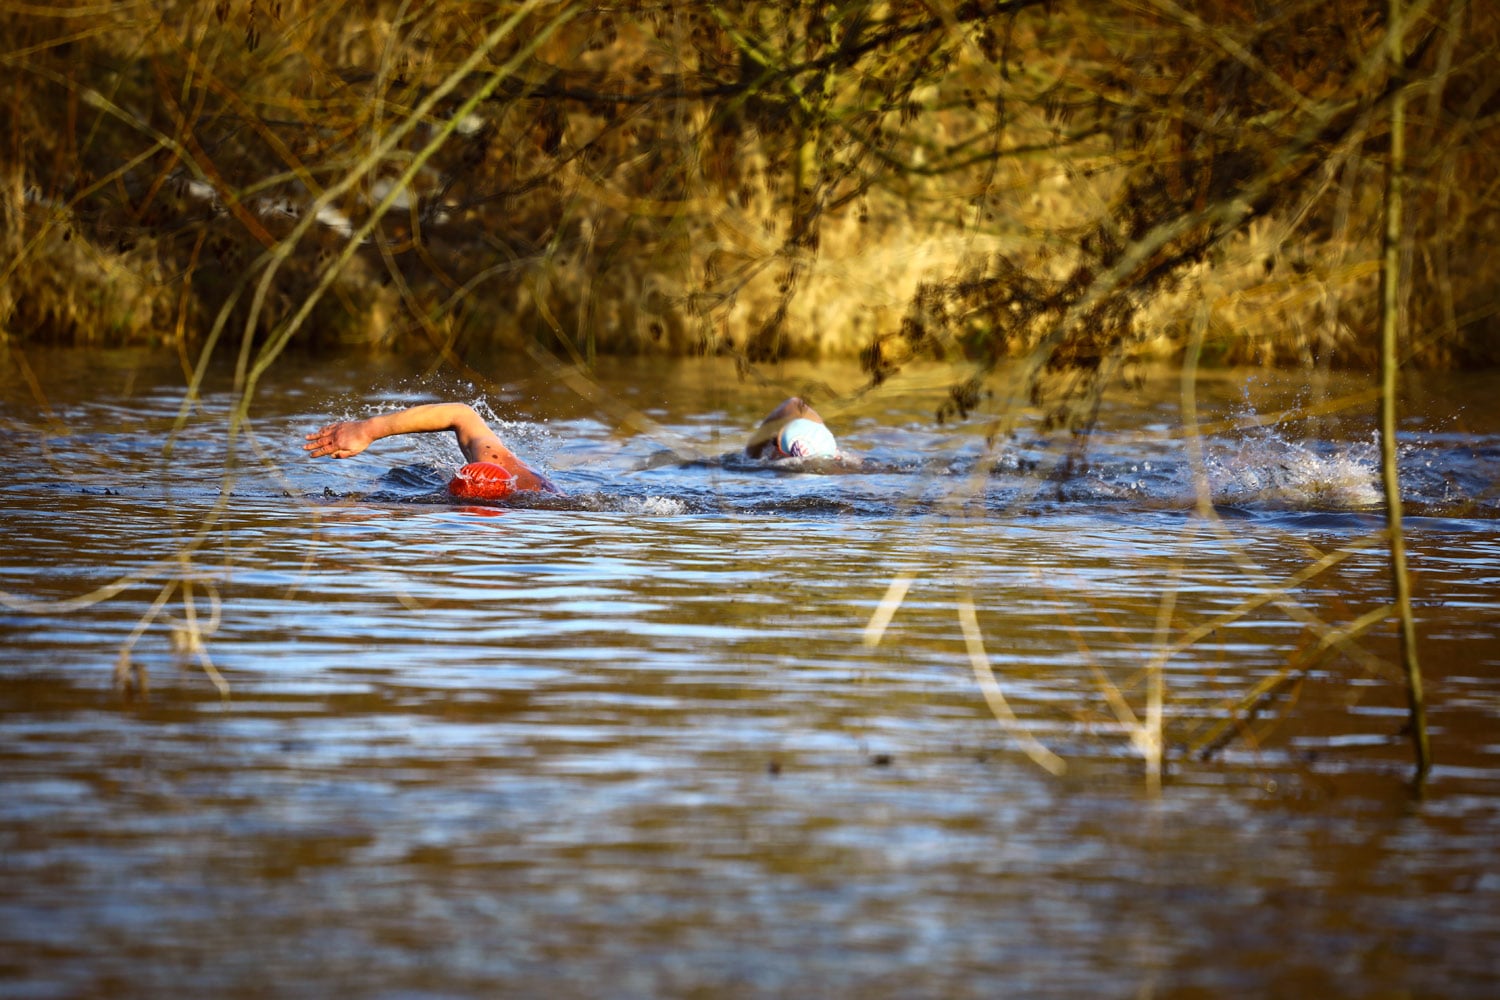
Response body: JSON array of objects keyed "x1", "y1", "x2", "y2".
[{"x1": 3, "y1": 2, "x2": 1497, "y2": 371}]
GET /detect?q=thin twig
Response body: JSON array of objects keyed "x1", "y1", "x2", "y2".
[
  {"x1": 957, "y1": 594, "x2": 1067, "y2": 777},
  {"x1": 1379, "y1": 0, "x2": 1431, "y2": 782}
]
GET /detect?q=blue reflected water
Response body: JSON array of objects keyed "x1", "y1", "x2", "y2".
[{"x1": 2, "y1": 348, "x2": 1499, "y2": 997}]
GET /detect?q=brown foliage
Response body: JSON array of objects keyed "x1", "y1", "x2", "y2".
[{"x1": 0, "y1": 0, "x2": 1495, "y2": 407}]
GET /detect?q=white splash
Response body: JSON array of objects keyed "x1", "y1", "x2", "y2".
[
  {"x1": 628, "y1": 496, "x2": 687, "y2": 516},
  {"x1": 1209, "y1": 435, "x2": 1382, "y2": 509}
]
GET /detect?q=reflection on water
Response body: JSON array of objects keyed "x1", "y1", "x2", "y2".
[{"x1": 2, "y1": 348, "x2": 1499, "y2": 997}]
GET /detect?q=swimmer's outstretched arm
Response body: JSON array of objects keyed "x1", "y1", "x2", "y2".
[
  {"x1": 305, "y1": 403, "x2": 490, "y2": 460},
  {"x1": 305, "y1": 403, "x2": 558, "y2": 493}
]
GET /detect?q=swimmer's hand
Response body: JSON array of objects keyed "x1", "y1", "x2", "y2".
[{"x1": 304, "y1": 419, "x2": 375, "y2": 459}]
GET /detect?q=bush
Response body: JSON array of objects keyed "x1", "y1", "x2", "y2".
[{"x1": 1, "y1": 0, "x2": 1495, "y2": 386}]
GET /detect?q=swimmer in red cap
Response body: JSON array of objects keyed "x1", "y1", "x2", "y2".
[
  {"x1": 304, "y1": 403, "x2": 559, "y2": 499},
  {"x1": 744, "y1": 397, "x2": 842, "y2": 461}
]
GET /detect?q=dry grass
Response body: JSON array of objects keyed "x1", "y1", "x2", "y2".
[
  {"x1": 0, "y1": 1, "x2": 1494, "y2": 379},
  {"x1": 0, "y1": 170, "x2": 177, "y2": 344}
]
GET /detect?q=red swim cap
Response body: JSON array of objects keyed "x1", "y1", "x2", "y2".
[{"x1": 447, "y1": 461, "x2": 516, "y2": 500}]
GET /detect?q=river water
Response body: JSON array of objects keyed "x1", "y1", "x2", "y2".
[{"x1": 2, "y1": 346, "x2": 1498, "y2": 998}]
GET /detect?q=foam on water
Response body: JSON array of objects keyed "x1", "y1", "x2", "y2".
[{"x1": 627, "y1": 496, "x2": 689, "y2": 516}]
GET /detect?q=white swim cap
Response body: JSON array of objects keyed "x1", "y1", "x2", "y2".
[{"x1": 777, "y1": 418, "x2": 838, "y2": 459}]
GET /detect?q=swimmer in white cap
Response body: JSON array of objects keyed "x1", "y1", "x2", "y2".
[{"x1": 744, "y1": 397, "x2": 842, "y2": 461}]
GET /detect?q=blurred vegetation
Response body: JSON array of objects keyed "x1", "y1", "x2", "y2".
[{"x1": 1, "y1": 0, "x2": 1496, "y2": 398}]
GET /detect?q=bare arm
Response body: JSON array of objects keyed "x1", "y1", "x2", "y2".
[
  {"x1": 305, "y1": 403, "x2": 559, "y2": 492},
  {"x1": 304, "y1": 403, "x2": 487, "y2": 458}
]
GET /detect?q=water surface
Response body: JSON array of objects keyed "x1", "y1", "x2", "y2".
[{"x1": 2, "y1": 348, "x2": 1498, "y2": 997}]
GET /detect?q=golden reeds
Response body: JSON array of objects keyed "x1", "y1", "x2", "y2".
[{"x1": 0, "y1": 1, "x2": 1492, "y2": 373}]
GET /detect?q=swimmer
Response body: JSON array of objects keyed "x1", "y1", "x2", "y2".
[
  {"x1": 745, "y1": 397, "x2": 843, "y2": 461},
  {"x1": 304, "y1": 402, "x2": 559, "y2": 497}
]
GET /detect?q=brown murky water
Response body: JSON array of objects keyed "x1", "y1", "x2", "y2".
[{"x1": 2, "y1": 346, "x2": 1499, "y2": 997}]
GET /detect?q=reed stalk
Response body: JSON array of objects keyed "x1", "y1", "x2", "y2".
[{"x1": 1379, "y1": 0, "x2": 1431, "y2": 782}]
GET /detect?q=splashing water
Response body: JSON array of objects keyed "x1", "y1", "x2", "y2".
[
  {"x1": 627, "y1": 496, "x2": 689, "y2": 516},
  {"x1": 1208, "y1": 434, "x2": 1382, "y2": 509}
]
